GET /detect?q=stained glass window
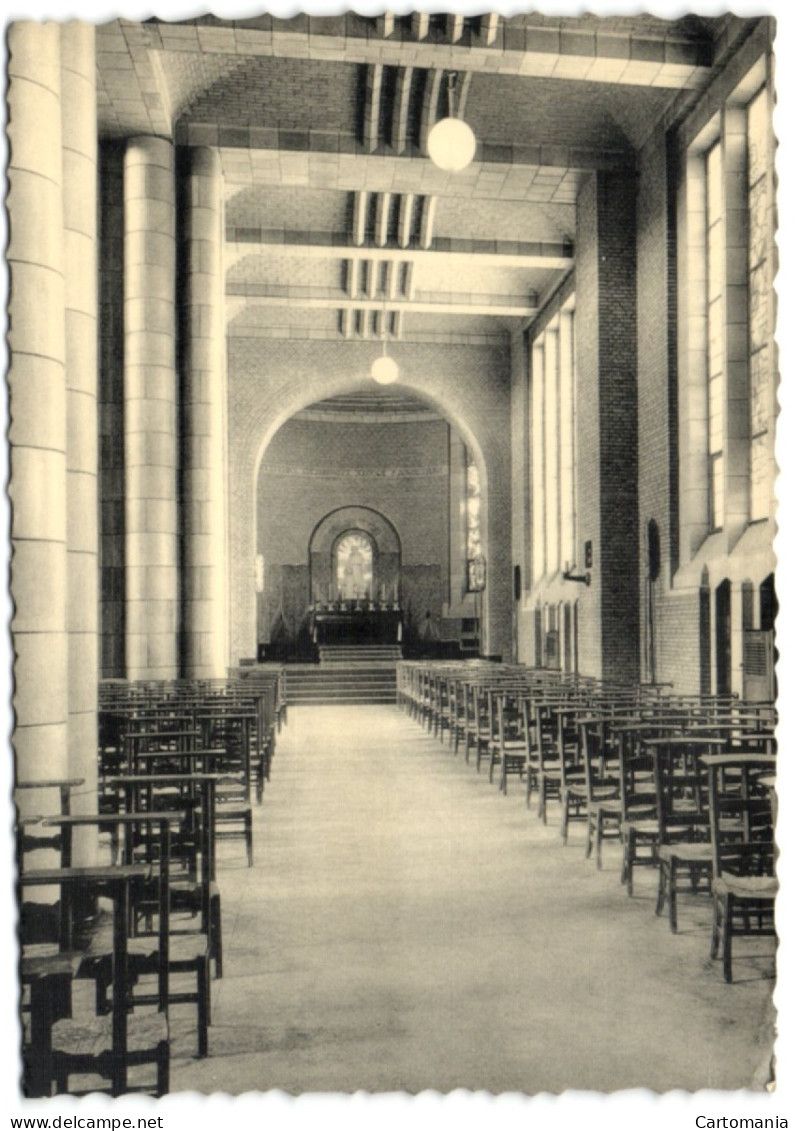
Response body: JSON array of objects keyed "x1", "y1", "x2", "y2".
[
  {"x1": 465, "y1": 449, "x2": 484, "y2": 590},
  {"x1": 335, "y1": 532, "x2": 374, "y2": 599}
]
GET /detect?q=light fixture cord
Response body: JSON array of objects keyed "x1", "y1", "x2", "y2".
[{"x1": 446, "y1": 71, "x2": 457, "y2": 118}]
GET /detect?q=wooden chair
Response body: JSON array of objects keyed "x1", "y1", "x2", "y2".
[
  {"x1": 522, "y1": 697, "x2": 541, "y2": 809},
  {"x1": 557, "y1": 709, "x2": 588, "y2": 844},
  {"x1": 706, "y1": 754, "x2": 777, "y2": 982},
  {"x1": 582, "y1": 719, "x2": 623, "y2": 869},
  {"x1": 197, "y1": 713, "x2": 254, "y2": 867},
  {"x1": 533, "y1": 703, "x2": 562, "y2": 823},
  {"x1": 54, "y1": 808, "x2": 213, "y2": 1059},
  {"x1": 449, "y1": 678, "x2": 468, "y2": 756},
  {"x1": 46, "y1": 855, "x2": 170, "y2": 1096},
  {"x1": 651, "y1": 741, "x2": 713, "y2": 932},
  {"x1": 472, "y1": 684, "x2": 493, "y2": 773},
  {"x1": 110, "y1": 772, "x2": 224, "y2": 979},
  {"x1": 618, "y1": 731, "x2": 659, "y2": 896},
  {"x1": 489, "y1": 690, "x2": 528, "y2": 794}
]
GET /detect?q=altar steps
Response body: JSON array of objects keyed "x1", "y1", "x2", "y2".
[
  {"x1": 318, "y1": 645, "x2": 402, "y2": 666},
  {"x1": 284, "y1": 662, "x2": 398, "y2": 705}
]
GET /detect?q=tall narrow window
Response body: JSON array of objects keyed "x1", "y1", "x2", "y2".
[
  {"x1": 706, "y1": 140, "x2": 725, "y2": 531},
  {"x1": 530, "y1": 341, "x2": 546, "y2": 582},
  {"x1": 747, "y1": 86, "x2": 774, "y2": 521},
  {"x1": 559, "y1": 305, "x2": 576, "y2": 570},
  {"x1": 465, "y1": 449, "x2": 485, "y2": 591},
  {"x1": 544, "y1": 323, "x2": 560, "y2": 576}
]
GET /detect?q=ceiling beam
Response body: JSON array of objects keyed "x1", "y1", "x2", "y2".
[
  {"x1": 375, "y1": 192, "x2": 391, "y2": 248},
  {"x1": 364, "y1": 64, "x2": 383, "y2": 153},
  {"x1": 420, "y1": 69, "x2": 443, "y2": 159},
  {"x1": 398, "y1": 194, "x2": 415, "y2": 249},
  {"x1": 140, "y1": 19, "x2": 713, "y2": 89},
  {"x1": 227, "y1": 289, "x2": 539, "y2": 318},
  {"x1": 419, "y1": 196, "x2": 436, "y2": 252},
  {"x1": 391, "y1": 66, "x2": 414, "y2": 154},
  {"x1": 353, "y1": 190, "x2": 368, "y2": 247},
  {"x1": 225, "y1": 234, "x2": 573, "y2": 272},
  {"x1": 215, "y1": 145, "x2": 628, "y2": 203},
  {"x1": 480, "y1": 15, "x2": 499, "y2": 47},
  {"x1": 410, "y1": 13, "x2": 430, "y2": 41}
]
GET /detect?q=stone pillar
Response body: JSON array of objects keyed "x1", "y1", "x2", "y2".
[
  {"x1": 124, "y1": 138, "x2": 179, "y2": 679},
  {"x1": 62, "y1": 21, "x2": 99, "y2": 860},
  {"x1": 181, "y1": 147, "x2": 228, "y2": 677},
  {"x1": 7, "y1": 23, "x2": 69, "y2": 815}
]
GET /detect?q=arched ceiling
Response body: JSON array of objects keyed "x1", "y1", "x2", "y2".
[
  {"x1": 296, "y1": 387, "x2": 444, "y2": 424},
  {"x1": 96, "y1": 11, "x2": 757, "y2": 349}
]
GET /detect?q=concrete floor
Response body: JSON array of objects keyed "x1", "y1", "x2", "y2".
[{"x1": 171, "y1": 704, "x2": 776, "y2": 1096}]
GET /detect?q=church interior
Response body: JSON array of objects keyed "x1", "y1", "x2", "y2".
[{"x1": 7, "y1": 9, "x2": 785, "y2": 1100}]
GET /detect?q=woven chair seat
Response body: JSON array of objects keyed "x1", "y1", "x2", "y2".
[{"x1": 52, "y1": 1012, "x2": 168, "y2": 1058}]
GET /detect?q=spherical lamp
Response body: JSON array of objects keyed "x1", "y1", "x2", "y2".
[
  {"x1": 371, "y1": 353, "x2": 399, "y2": 385},
  {"x1": 428, "y1": 115, "x2": 477, "y2": 173}
]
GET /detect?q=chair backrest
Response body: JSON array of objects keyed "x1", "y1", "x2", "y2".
[
  {"x1": 111, "y1": 819, "x2": 171, "y2": 1081},
  {"x1": 617, "y1": 731, "x2": 657, "y2": 820},
  {"x1": 651, "y1": 743, "x2": 707, "y2": 844},
  {"x1": 579, "y1": 720, "x2": 617, "y2": 800},
  {"x1": 706, "y1": 757, "x2": 775, "y2": 881}
]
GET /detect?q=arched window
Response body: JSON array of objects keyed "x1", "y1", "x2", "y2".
[{"x1": 334, "y1": 531, "x2": 374, "y2": 600}]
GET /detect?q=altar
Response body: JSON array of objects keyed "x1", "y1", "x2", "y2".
[{"x1": 310, "y1": 601, "x2": 402, "y2": 645}]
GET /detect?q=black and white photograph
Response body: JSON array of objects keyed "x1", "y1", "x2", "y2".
[{"x1": 3, "y1": 0, "x2": 798, "y2": 1122}]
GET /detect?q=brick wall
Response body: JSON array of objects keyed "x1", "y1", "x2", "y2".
[{"x1": 596, "y1": 170, "x2": 640, "y2": 684}]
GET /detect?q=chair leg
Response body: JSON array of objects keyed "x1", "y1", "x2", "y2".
[
  {"x1": 596, "y1": 813, "x2": 604, "y2": 870},
  {"x1": 655, "y1": 860, "x2": 667, "y2": 917},
  {"x1": 626, "y1": 830, "x2": 636, "y2": 896},
  {"x1": 668, "y1": 859, "x2": 679, "y2": 933},
  {"x1": 245, "y1": 810, "x2": 254, "y2": 867},
  {"x1": 211, "y1": 892, "x2": 223, "y2": 979},
  {"x1": 198, "y1": 959, "x2": 210, "y2": 1058},
  {"x1": 722, "y1": 895, "x2": 734, "y2": 983},
  {"x1": 560, "y1": 788, "x2": 569, "y2": 844},
  {"x1": 711, "y1": 895, "x2": 722, "y2": 959},
  {"x1": 156, "y1": 1043, "x2": 170, "y2": 1097}
]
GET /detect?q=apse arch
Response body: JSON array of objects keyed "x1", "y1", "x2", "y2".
[
  {"x1": 249, "y1": 378, "x2": 487, "y2": 496},
  {"x1": 228, "y1": 358, "x2": 511, "y2": 664}
]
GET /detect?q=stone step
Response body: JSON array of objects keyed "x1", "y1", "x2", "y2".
[
  {"x1": 318, "y1": 646, "x2": 403, "y2": 665},
  {"x1": 287, "y1": 690, "x2": 397, "y2": 705},
  {"x1": 285, "y1": 671, "x2": 397, "y2": 685},
  {"x1": 285, "y1": 660, "x2": 397, "y2": 704}
]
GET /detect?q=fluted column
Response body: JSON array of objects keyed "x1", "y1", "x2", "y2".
[
  {"x1": 8, "y1": 22, "x2": 69, "y2": 813},
  {"x1": 124, "y1": 137, "x2": 179, "y2": 679},
  {"x1": 181, "y1": 147, "x2": 228, "y2": 677},
  {"x1": 62, "y1": 21, "x2": 99, "y2": 860}
]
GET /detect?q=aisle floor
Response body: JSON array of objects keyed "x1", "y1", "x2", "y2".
[{"x1": 171, "y1": 704, "x2": 776, "y2": 1095}]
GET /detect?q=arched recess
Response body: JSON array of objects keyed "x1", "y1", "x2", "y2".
[
  {"x1": 309, "y1": 506, "x2": 401, "y2": 603},
  {"x1": 227, "y1": 345, "x2": 512, "y2": 665}
]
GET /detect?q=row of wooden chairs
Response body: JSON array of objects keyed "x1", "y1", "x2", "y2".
[
  {"x1": 399, "y1": 661, "x2": 777, "y2": 983},
  {"x1": 17, "y1": 671, "x2": 288, "y2": 1097}
]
